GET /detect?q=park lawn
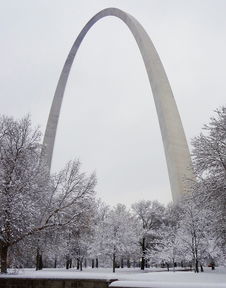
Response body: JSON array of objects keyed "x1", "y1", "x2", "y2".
[{"x1": 0, "y1": 267, "x2": 225, "y2": 287}]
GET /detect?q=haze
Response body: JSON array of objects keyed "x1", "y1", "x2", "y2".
[{"x1": 0, "y1": 0, "x2": 225, "y2": 206}]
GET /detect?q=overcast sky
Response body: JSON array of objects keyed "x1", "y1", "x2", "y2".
[{"x1": 0, "y1": 0, "x2": 225, "y2": 206}]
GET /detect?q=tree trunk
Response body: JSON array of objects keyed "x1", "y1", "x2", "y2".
[
  {"x1": 36, "y1": 247, "x2": 43, "y2": 271},
  {"x1": 113, "y1": 252, "x2": 116, "y2": 273},
  {"x1": 66, "y1": 256, "x2": 70, "y2": 269},
  {"x1": 194, "y1": 245, "x2": 199, "y2": 273},
  {"x1": 36, "y1": 247, "x2": 40, "y2": 271},
  {"x1": 200, "y1": 263, "x2": 204, "y2": 272},
  {"x1": 166, "y1": 262, "x2": 169, "y2": 271},
  {"x1": 0, "y1": 245, "x2": 8, "y2": 273},
  {"x1": 211, "y1": 262, "x2": 215, "y2": 270},
  {"x1": 195, "y1": 259, "x2": 199, "y2": 273},
  {"x1": 120, "y1": 258, "x2": 124, "y2": 268},
  {"x1": 173, "y1": 258, "x2": 175, "y2": 272},
  {"x1": 141, "y1": 237, "x2": 145, "y2": 270},
  {"x1": 95, "y1": 258, "x2": 98, "y2": 268},
  {"x1": 54, "y1": 256, "x2": 57, "y2": 268},
  {"x1": 84, "y1": 258, "x2": 87, "y2": 268},
  {"x1": 127, "y1": 259, "x2": 130, "y2": 268},
  {"x1": 193, "y1": 233, "x2": 199, "y2": 273},
  {"x1": 80, "y1": 259, "x2": 83, "y2": 271},
  {"x1": 92, "y1": 259, "x2": 94, "y2": 268},
  {"x1": 76, "y1": 258, "x2": 80, "y2": 270},
  {"x1": 40, "y1": 254, "x2": 43, "y2": 270}
]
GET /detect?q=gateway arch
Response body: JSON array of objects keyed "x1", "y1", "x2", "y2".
[{"x1": 43, "y1": 7, "x2": 194, "y2": 202}]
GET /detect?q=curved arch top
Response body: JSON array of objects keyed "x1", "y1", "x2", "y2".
[{"x1": 43, "y1": 7, "x2": 194, "y2": 202}]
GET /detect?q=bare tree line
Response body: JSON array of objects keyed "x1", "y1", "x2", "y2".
[{"x1": 0, "y1": 107, "x2": 225, "y2": 273}]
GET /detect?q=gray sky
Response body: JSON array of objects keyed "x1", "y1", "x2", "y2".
[{"x1": 0, "y1": 0, "x2": 225, "y2": 206}]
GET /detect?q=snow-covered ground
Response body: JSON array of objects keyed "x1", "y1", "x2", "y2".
[{"x1": 0, "y1": 267, "x2": 225, "y2": 288}]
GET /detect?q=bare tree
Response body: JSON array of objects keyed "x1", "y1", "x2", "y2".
[
  {"x1": 191, "y1": 106, "x2": 226, "y2": 254},
  {"x1": 90, "y1": 204, "x2": 138, "y2": 272},
  {"x1": 0, "y1": 115, "x2": 96, "y2": 273},
  {"x1": 132, "y1": 200, "x2": 165, "y2": 270}
]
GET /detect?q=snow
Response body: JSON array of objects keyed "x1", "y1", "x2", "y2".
[
  {"x1": 110, "y1": 281, "x2": 226, "y2": 288},
  {"x1": 0, "y1": 267, "x2": 225, "y2": 287},
  {"x1": 110, "y1": 267, "x2": 226, "y2": 287}
]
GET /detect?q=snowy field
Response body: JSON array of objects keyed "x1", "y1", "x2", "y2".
[{"x1": 0, "y1": 267, "x2": 225, "y2": 288}]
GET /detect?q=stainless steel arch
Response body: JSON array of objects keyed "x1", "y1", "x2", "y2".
[{"x1": 43, "y1": 7, "x2": 194, "y2": 202}]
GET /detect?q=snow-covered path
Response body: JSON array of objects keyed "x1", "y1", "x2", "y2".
[{"x1": 1, "y1": 267, "x2": 225, "y2": 288}]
